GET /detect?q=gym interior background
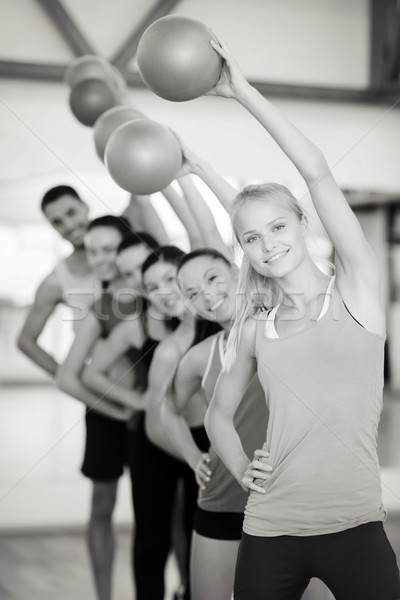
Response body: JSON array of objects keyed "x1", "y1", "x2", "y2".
[{"x1": 0, "y1": 1, "x2": 399, "y2": 598}]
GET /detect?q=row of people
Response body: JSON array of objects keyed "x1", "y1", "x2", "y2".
[{"x1": 19, "y1": 32, "x2": 399, "y2": 600}]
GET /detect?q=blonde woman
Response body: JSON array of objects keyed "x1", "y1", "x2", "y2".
[{"x1": 205, "y1": 37, "x2": 400, "y2": 599}]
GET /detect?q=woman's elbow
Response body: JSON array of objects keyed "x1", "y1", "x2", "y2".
[
  {"x1": 304, "y1": 152, "x2": 329, "y2": 184},
  {"x1": 145, "y1": 415, "x2": 161, "y2": 447},
  {"x1": 204, "y1": 404, "x2": 218, "y2": 442},
  {"x1": 56, "y1": 367, "x2": 73, "y2": 395},
  {"x1": 81, "y1": 366, "x2": 94, "y2": 390}
]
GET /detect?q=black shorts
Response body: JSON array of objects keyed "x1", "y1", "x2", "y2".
[
  {"x1": 235, "y1": 521, "x2": 400, "y2": 600},
  {"x1": 81, "y1": 409, "x2": 130, "y2": 481},
  {"x1": 194, "y1": 507, "x2": 244, "y2": 540}
]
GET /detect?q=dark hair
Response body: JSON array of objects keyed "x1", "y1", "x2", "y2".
[
  {"x1": 87, "y1": 215, "x2": 132, "y2": 240},
  {"x1": 177, "y1": 248, "x2": 231, "y2": 274},
  {"x1": 141, "y1": 245, "x2": 185, "y2": 276},
  {"x1": 118, "y1": 231, "x2": 159, "y2": 254},
  {"x1": 41, "y1": 185, "x2": 82, "y2": 213}
]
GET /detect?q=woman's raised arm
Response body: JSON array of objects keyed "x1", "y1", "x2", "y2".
[{"x1": 208, "y1": 36, "x2": 384, "y2": 332}]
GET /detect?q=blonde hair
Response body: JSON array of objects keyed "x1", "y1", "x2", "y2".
[{"x1": 224, "y1": 183, "x2": 305, "y2": 371}]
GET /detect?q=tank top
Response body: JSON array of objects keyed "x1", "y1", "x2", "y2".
[
  {"x1": 93, "y1": 291, "x2": 148, "y2": 392},
  {"x1": 245, "y1": 283, "x2": 386, "y2": 537},
  {"x1": 199, "y1": 331, "x2": 268, "y2": 513},
  {"x1": 53, "y1": 259, "x2": 98, "y2": 331}
]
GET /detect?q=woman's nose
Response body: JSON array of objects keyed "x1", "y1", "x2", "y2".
[{"x1": 261, "y1": 234, "x2": 276, "y2": 253}]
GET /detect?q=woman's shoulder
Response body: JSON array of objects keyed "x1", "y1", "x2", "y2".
[{"x1": 154, "y1": 334, "x2": 181, "y2": 363}]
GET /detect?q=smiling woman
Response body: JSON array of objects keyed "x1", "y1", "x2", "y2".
[
  {"x1": 142, "y1": 245, "x2": 186, "y2": 320},
  {"x1": 203, "y1": 33, "x2": 400, "y2": 600}
]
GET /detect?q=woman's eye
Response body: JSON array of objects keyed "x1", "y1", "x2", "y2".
[
  {"x1": 273, "y1": 224, "x2": 285, "y2": 232},
  {"x1": 187, "y1": 291, "x2": 199, "y2": 301},
  {"x1": 209, "y1": 275, "x2": 217, "y2": 282},
  {"x1": 246, "y1": 235, "x2": 258, "y2": 244}
]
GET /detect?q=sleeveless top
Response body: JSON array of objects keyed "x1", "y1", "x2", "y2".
[
  {"x1": 53, "y1": 259, "x2": 98, "y2": 332},
  {"x1": 92, "y1": 291, "x2": 148, "y2": 393},
  {"x1": 244, "y1": 282, "x2": 386, "y2": 537},
  {"x1": 199, "y1": 331, "x2": 268, "y2": 513}
]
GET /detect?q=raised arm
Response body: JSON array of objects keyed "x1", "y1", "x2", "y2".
[
  {"x1": 209, "y1": 37, "x2": 383, "y2": 332},
  {"x1": 134, "y1": 194, "x2": 170, "y2": 245},
  {"x1": 178, "y1": 174, "x2": 232, "y2": 259},
  {"x1": 161, "y1": 183, "x2": 203, "y2": 249},
  {"x1": 57, "y1": 311, "x2": 130, "y2": 420},
  {"x1": 205, "y1": 318, "x2": 258, "y2": 487},
  {"x1": 17, "y1": 272, "x2": 63, "y2": 376},
  {"x1": 82, "y1": 318, "x2": 147, "y2": 411},
  {"x1": 179, "y1": 143, "x2": 238, "y2": 214}
]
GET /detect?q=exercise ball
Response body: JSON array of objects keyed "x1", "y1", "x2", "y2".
[
  {"x1": 105, "y1": 119, "x2": 182, "y2": 194},
  {"x1": 94, "y1": 106, "x2": 146, "y2": 161},
  {"x1": 65, "y1": 55, "x2": 114, "y2": 88},
  {"x1": 137, "y1": 16, "x2": 222, "y2": 101},
  {"x1": 69, "y1": 78, "x2": 121, "y2": 127}
]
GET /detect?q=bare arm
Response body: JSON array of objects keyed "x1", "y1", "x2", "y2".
[
  {"x1": 182, "y1": 147, "x2": 238, "y2": 214},
  {"x1": 161, "y1": 393, "x2": 211, "y2": 489},
  {"x1": 161, "y1": 184, "x2": 203, "y2": 249},
  {"x1": 205, "y1": 318, "x2": 258, "y2": 486},
  {"x1": 17, "y1": 272, "x2": 63, "y2": 376},
  {"x1": 57, "y1": 312, "x2": 130, "y2": 420},
  {"x1": 210, "y1": 37, "x2": 384, "y2": 333},
  {"x1": 144, "y1": 342, "x2": 185, "y2": 459},
  {"x1": 123, "y1": 194, "x2": 170, "y2": 245},
  {"x1": 178, "y1": 174, "x2": 232, "y2": 259},
  {"x1": 82, "y1": 319, "x2": 147, "y2": 411}
]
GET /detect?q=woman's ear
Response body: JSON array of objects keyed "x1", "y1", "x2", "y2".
[{"x1": 301, "y1": 214, "x2": 309, "y2": 236}]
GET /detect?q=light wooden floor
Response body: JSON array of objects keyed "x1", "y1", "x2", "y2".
[
  {"x1": 0, "y1": 528, "x2": 180, "y2": 600},
  {"x1": 1, "y1": 517, "x2": 400, "y2": 600},
  {"x1": 1, "y1": 384, "x2": 400, "y2": 599}
]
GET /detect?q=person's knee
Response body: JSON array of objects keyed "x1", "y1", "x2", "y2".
[{"x1": 90, "y1": 480, "x2": 118, "y2": 521}]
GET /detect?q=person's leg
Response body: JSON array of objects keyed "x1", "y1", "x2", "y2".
[
  {"x1": 173, "y1": 425, "x2": 210, "y2": 599},
  {"x1": 129, "y1": 419, "x2": 179, "y2": 600},
  {"x1": 172, "y1": 480, "x2": 192, "y2": 600},
  {"x1": 234, "y1": 532, "x2": 311, "y2": 600},
  {"x1": 313, "y1": 522, "x2": 400, "y2": 600},
  {"x1": 173, "y1": 461, "x2": 202, "y2": 599},
  {"x1": 191, "y1": 532, "x2": 240, "y2": 600},
  {"x1": 87, "y1": 479, "x2": 118, "y2": 600}
]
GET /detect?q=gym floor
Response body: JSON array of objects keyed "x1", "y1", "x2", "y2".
[{"x1": 0, "y1": 383, "x2": 399, "y2": 599}]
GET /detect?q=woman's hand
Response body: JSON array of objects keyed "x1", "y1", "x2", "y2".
[
  {"x1": 242, "y1": 448, "x2": 272, "y2": 494},
  {"x1": 107, "y1": 402, "x2": 135, "y2": 422},
  {"x1": 170, "y1": 135, "x2": 202, "y2": 179},
  {"x1": 194, "y1": 452, "x2": 212, "y2": 490},
  {"x1": 206, "y1": 34, "x2": 250, "y2": 99}
]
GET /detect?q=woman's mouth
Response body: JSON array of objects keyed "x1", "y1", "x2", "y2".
[
  {"x1": 210, "y1": 297, "x2": 226, "y2": 311},
  {"x1": 265, "y1": 250, "x2": 289, "y2": 264}
]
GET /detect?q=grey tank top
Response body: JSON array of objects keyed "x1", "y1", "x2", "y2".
[
  {"x1": 245, "y1": 283, "x2": 386, "y2": 537},
  {"x1": 200, "y1": 331, "x2": 268, "y2": 513}
]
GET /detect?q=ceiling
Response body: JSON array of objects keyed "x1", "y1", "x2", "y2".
[
  {"x1": 1, "y1": 0, "x2": 399, "y2": 103},
  {"x1": 0, "y1": 0, "x2": 399, "y2": 222}
]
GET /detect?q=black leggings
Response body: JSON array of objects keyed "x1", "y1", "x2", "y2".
[
  {"x1": 128, "y1": 416, "x2": 208, "y2": 600},
  {"x1": 234, "y1": 522, "x2": 400, "y2": 600}
]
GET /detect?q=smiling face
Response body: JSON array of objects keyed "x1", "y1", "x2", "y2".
[
  {"x1": 143, "y1": 260, "x2": 185, "y2": 318},
  {"x1": 179, "y1": 255, "x2": 237, "y2": 324},
  {"x1": 43, "y1": 195, "x2": 89, "y2": 248},
  {"x1": 84, "y1": 226, "x2": 123, "y2": 281},
  {"x1": 233, "y1": 198, "x2": 308, "y2": 280},
  {"x1": 116, "y1": 244, "x2": 152, "y2": 293}
]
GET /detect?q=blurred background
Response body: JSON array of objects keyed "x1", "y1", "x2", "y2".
[{"x1": 1, "y1": 1, "x2": 400, "y2": 598}]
